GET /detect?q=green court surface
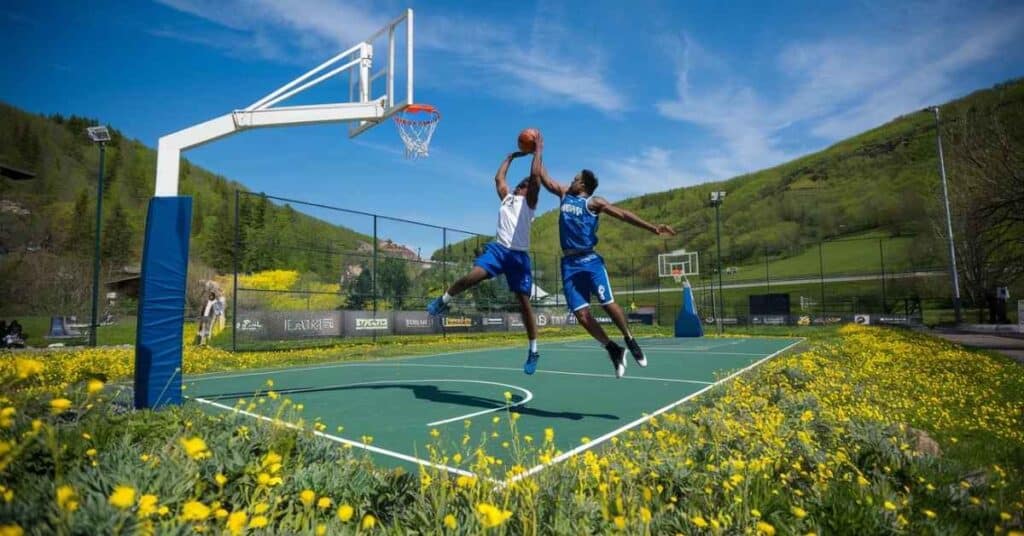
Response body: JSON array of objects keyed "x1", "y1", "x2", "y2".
[{"x1": 184, "y1": 336, "x2": 802, "y2": 482}]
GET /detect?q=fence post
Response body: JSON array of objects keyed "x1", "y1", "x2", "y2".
[
  {"x1": 879, "y1": 238, "x2": 887, "y2": 314},
  {"x1": 818, "y1": 240, "x2": 826, "y2": 315},
  {"x1": 656, "y1": 272, "x2": 661, "y2": 327},
  {"x1": 764, "y1": 245, "x2": 770, "y2": 294},
  {"x1": 372, "y1": 215, "x2": 378, "y2": 343},
  {"x1": 232, "y1": 189, "x2": 240, "y2": 352}
]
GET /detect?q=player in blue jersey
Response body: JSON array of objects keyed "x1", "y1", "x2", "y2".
[
  {"x1": 427, "y1": 150, "x2": 545, "y2": 374},
  {"x1": 531, "y1": 133, "x2": 675, "y2": 378}
]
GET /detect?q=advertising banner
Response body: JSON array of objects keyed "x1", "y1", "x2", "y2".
[
  {"x1": 393, "y1": 311, "x2": 440, "y2": 335},
  {"x1": 344, "y1": 311, "x2": 393, "y2": 337}
]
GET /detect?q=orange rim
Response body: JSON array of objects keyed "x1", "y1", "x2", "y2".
[{"x1": 394, "y1": 103, "x2": 440, "y2": 125}]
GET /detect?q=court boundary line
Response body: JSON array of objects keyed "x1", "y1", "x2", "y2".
[
  {"x1": 189, "y1": 395, "x2": 494, "y2": 482},
  {"x1": 500, "y1": 338, "x2": 806, "y2": 486},
  {"x1": 548, "y1": 347, "x2": 779, "y2": 356}
]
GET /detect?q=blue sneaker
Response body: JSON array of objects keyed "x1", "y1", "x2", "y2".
[
  {"x1": 523, "y1": 351, "x2": 541, "y2": 375},
  {"x1": 427, "y1": 296, "x2": 450, "y2": 316}
]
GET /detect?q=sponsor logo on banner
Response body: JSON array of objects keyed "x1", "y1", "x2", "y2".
[
  {"x1": 236, "y1": 319, "x2": 264, "y2": 332},
  {"x1": 798, "y1": 315, "x2": 811, "y2": 326},
  {"x1": 286, "y1": 317, "x2": 336, "y2": 332},
  {"x1": 537, "y1": 313, "x2": 548, "y2": 327},
  {"x1": 482, "y1": 316, "x2": 505, "y2": 326},
  {"x1": 751, "y1": 315, "x2": 787, "y2": 325},
  {"x1": 812, "y1": 316, "x2": 844, "y2": 325},
  {"x1": 854, "y1": 314, "x2": 871, "y2": 325},
  {"x1": 509, "y1": 316, "x2": 524, "y2": 328},
  {"x1": 405, "y1": 318, "x2": 431, "y2": 328},
  {"x1": 355, "y1": 318, "x2": 389, "y2": 330},
  {"x1": 444, "y1": 317, "x2": 473, "y2": 328}
]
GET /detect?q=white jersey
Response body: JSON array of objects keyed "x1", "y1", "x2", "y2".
[{"x1": 495, "y1": 194, "x2": 534, "y2": 251}]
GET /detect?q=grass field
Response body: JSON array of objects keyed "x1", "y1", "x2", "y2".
[{"x1": 2, "y1": 325, "x2": 1022, "y2": 534}]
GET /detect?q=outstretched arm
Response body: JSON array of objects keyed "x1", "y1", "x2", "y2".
[
  {"x1": 530, "y1": 133, "x2": 567, "y2": 197},
  {"x1": 589, "y1": 197, "x2": 676, "y2": 236},
  {"x1": 494, "y1": 152, "x2": 528, "y2": 201}
]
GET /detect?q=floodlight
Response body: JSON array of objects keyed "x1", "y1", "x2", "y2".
[
  {"x1": 709, "y1": 191, "x2": 726, "y2": 205},
  {"x1": 86, "y1": 126, "x2": 111, "y2": 143}
]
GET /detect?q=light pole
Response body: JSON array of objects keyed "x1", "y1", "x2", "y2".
[
  {"x1": 710, "y1": 191, "x2": 726, "y2": 334},
  {"x1": 924, "y1": 106, "x2": 963, "y2": 324},
  {"x1": 86, "y1": 126, "x2": 111, "y2": 347}
]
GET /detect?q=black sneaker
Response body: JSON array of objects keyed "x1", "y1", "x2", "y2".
[
  {"x1": 624, "y1": 337, "x2": 647, "y2": 367},
  {"x1": 606, "y1": 342, "x2": 626, "y2": 378}
]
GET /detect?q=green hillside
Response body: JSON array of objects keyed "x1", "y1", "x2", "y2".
[
  {"x1": 441, "y1": 79, "x2": 1024, "y2": 291},
  {"x1": 0, "y1": 103, "x2": 370, "y2": 315}
]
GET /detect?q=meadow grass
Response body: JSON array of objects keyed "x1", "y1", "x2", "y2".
[{"x1": 0, "y1": 325, "x2": 1022, "y2": 534}]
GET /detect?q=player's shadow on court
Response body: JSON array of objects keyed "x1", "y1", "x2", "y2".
[{"x1": 202, "y1": 383, "x2": 619, "y2": 421}]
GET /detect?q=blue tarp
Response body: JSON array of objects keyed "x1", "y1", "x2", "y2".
[{"x1": 134, "y1": 197, "x2": 192, "y2": 409}]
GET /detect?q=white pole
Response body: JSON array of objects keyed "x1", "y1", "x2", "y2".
[
  {"x1": 932, "y1": 106, "x2": 963, "y2": 324},
  {"x1": 407, "y1": 8, "x2": 414, "y2": 105}
]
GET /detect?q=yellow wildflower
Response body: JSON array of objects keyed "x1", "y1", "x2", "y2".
[
  {"x1": 883, "y1": 501, "x2": 896, "y2": 511},
  {"x1": 15, "y1": 358, "x2": 44, "y2": 379},
  {"x1": 215, "y1": 473, "x2": 227, "y2": 487},
  {"x1": 756, "y1": 521, "x2": 776, "y2": 535},
  {"x1": 50, "y1": 398, "x2": 72, "y2": 415},
  {"x1": 226, "y1": 511, "x2": 247, "y2": 535},
  {"x1": 300, "y1": 490, "x2": 315, "y2": 507},
  {"x1": 476, "y1": 503, "x2": 512, "y2": 528},
  {"x1": 337, "y1": 504, "x2": 354, "y2": 522},
  {"x1": 317, "y1": 497, "x2": 332, "y2": 510},
  {"x1": 181, "y1": 500, "x2": 211, "y2": 521},
  {"x1": 613, "y1": 516, "x2": 626, "y2": 529},
  {"x1": 443, "y1": 514, "x2": 457, "y2": 529},
  {"x1": 249, "y1": 515, "x2": 268, "y2": 529},
  {"x1": 544, "y1": 428, "x2": 554, "y2": 442},
  {"x1": 361, "y1": 514, "x2": 377, "y2": 530},
  {"x1": 792, "y1": 506, "x2": 807, "y2": 519},
  {"x1": 0, "y1": 408, "x2": 14, "y2": 428},
  {"x1": 56, "y1": 485, "x2": 79, "y2": 512},
  {"x1": 87, "y1": 379, "x2": 104, "y2": 394},
  {"x1": 178, "y1": 436, "x2": 210, "y2": 460},
  {"x1": 108, "y1": 485, "x2": 136, "y2": 510},
  {"x1": 0, "y1": 524, "x2": 23, "y2": 536},
  {"x1": 640, "y1": 507, "x2": 652, "y2": 524},
  {"x1": 138, "y1": 494, "x2": 158, "y2": 517},
  {"x1": 691, "y1": 515, "x2": 709, "y2": 528},
  {"x1": 923, "y1": 509, "x2": 936, "y2": 519},
  {"x1": 315, "y1": 524, "x2": 327, "y2": 536}
]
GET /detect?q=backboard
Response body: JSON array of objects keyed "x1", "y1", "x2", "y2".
[{"x1": 658, "y1": 249, "x2": 699, "y2": 283}]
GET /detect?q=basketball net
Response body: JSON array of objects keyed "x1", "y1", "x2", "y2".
[
  {"x1": 671, "y1": 267, "x2": 685, "y2": 285},
  {"x1": 393, "y1": 104, "x2": 440, "y2": 159}
]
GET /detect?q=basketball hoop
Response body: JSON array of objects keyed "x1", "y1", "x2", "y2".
[
  {"x1": 393, "y1": 104, "x2": 440, "y2": 159},
  {"x1": 671, "y1": 267, "x2": 684, "y2": 284}
]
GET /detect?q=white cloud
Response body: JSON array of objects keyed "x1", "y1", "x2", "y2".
[
  {"x1": 653, "y1": 3, "x2": 1024, "y2": 182},
  {"x1": 153, "y1": 0, "x2": 625, "y2": 113},
  {"x1": 598, "y1": 147, "x2": 701, "y2": 199}
]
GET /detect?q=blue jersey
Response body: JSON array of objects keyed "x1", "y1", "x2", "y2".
[{"x1": 559, "y1": 194, "x2": 599, "y2": 253}]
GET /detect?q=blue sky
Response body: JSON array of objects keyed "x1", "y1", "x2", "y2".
[{"x1": 2, "y1": 0, "x2": 1023, "y2": 252}]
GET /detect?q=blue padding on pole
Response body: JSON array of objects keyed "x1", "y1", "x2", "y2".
[
  {"x1": 674, "y1": 283, "x2": 704, "y2": 338},
  {"x1": 135, "y1": 196, "x2": 192, "y2": 409}
]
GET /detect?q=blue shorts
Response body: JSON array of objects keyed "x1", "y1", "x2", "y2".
[
  {"x1": 561, "y1": 252, "x2": 614, "y2": 312},
  {"x1": 474, "y1": 243, "x2": 533, "y2": 295}
]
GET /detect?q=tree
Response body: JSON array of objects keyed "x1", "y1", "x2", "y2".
[
  {"x1": 377, "y1": 257, "x2": 411, "y2": 309},
  {"x1": 346, "y1": 265, "x2": 373, "y2": 310},
  {"x1": 65, "y1": 188, "x2": 93, "y2": 257},
  {"x1": 943, "y1": 98, "x2": 1024, "y2": 318},
  {"x1": 101, "y1": 201, "x2": 135, "y2": 268}
]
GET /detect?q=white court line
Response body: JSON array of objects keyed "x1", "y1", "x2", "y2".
[
  {"x1": 500, "y1": 338, "x2": 806, "y2": 487},
  {"x1": 190, "y1": 395, "x2": 489, "y2": 481},
  {"x1": 547, "y1": 346, "x2": 779, "y2": 356}
]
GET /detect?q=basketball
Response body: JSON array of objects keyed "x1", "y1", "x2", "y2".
[{"x1": 517, "y1": 128, "x2": 540, "y2": 153}]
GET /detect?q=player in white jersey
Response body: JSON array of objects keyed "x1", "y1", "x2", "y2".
[{"x1": 428, "y1": 151, "x2": 544, "y2": 374}]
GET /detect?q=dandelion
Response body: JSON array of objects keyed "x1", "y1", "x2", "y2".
[
  {"x1": 640, "y1": 507, "x2": 652, "y2": 524},
  {"x1": 691, "y1": 515, "x2": 709, "y2": 528},
  {"x1": 0, "y1": 408, "x2": 15, "y2": 428},
  {"x1": 226, "y1": 511, "x2": 247, "y2": 535},
  {"x1": 792, "y1": 506, "x2": 808, "y2": 519},
  {"x1": 923, "y1": 509, "x2": 937, "y2": 519},
  {"x1": 108, "y1": 485, "x2": 136, "y2": 510},
  {"x1": 178, "y1": 436, "x2": 210, "y2": 460},
  {"x1": 361, "y1": 514, "x2": 377, "y2": 530},
  {"x1": 49, "y1": 398, "x2": 72, "y2": 415},
  {"x1": 756, "y1": 521, "x2": 776, "y2": 535},
  {"x1": 181, "y1": 500, "x2": 211, "y2": 521},
  {"x1": 544, "y1": 428, "x2": 555, "y2": 443},
  {"x1": 317, "y1": 496, "x2": 332, "y2": 510},
  {"x1": 300, "y1": 490, "x2": 315, "y2": 507},
  {"x1": 883, "y1": 501, "x2": 896, "y2": 511},
  {"x1": 475, "y1": 503, "x2": 512, "y2": 528},
  {"x1": 315, "y1": 524, "x2": 327, "y2": 536},
  {"x1": 0, "y1": 524, "x2": 23, "y2": 536},
  {"x1": 857, "y1": 475, "x2": 869, "y2": 487},
  {"x1": 444, "y1": 514, "x2": 457, "y2": 529},
  {"x1": 453, "y1": 453, "x2": 462, "y2": 464},
  {"x1": 249, "y1": 515, "x2": 269, "y2": 529},
  {"x1": 337, "y1": 504, "x2": 354, "y2": 522},
  {"x1": 253, "y1": 503, "x2": 269, "y2": 515},
  {"x1": 215, "y1": 473, "x2": 228, "y2": 487},
  {"x1": 430, "y1": 428, "x2": 440, "y2": 438},
  {"x1": 15, "y1": 358, "x2": 44, "y2": 379},
  {"x1": 87, "y1": 379, "x2": 104, "y2": 394},
  {"x1": 456, "y1": 475, "x2": 476, "y2": 488},
  {"x1": 613, "y1": 516, "x2": 626, "y2": 529},
  {"x1": 56, "y1": 485, "x2": 78, "y2": 512},
  {"x1": 138, "y1": 494, "x2": 158, "y2": 517}
]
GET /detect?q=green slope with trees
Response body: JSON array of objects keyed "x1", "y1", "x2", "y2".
[{"x1": 0, "y1": 103, "x2": 371, "y2": 315}]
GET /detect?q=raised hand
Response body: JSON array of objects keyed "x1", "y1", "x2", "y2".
[{"x1": 654, "y1": 224, "x2": 676, "y2": 237}]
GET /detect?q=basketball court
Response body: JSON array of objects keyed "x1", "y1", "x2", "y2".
[{"x1": 184, "y1": 336, "x2": 802, "y2": 482}]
